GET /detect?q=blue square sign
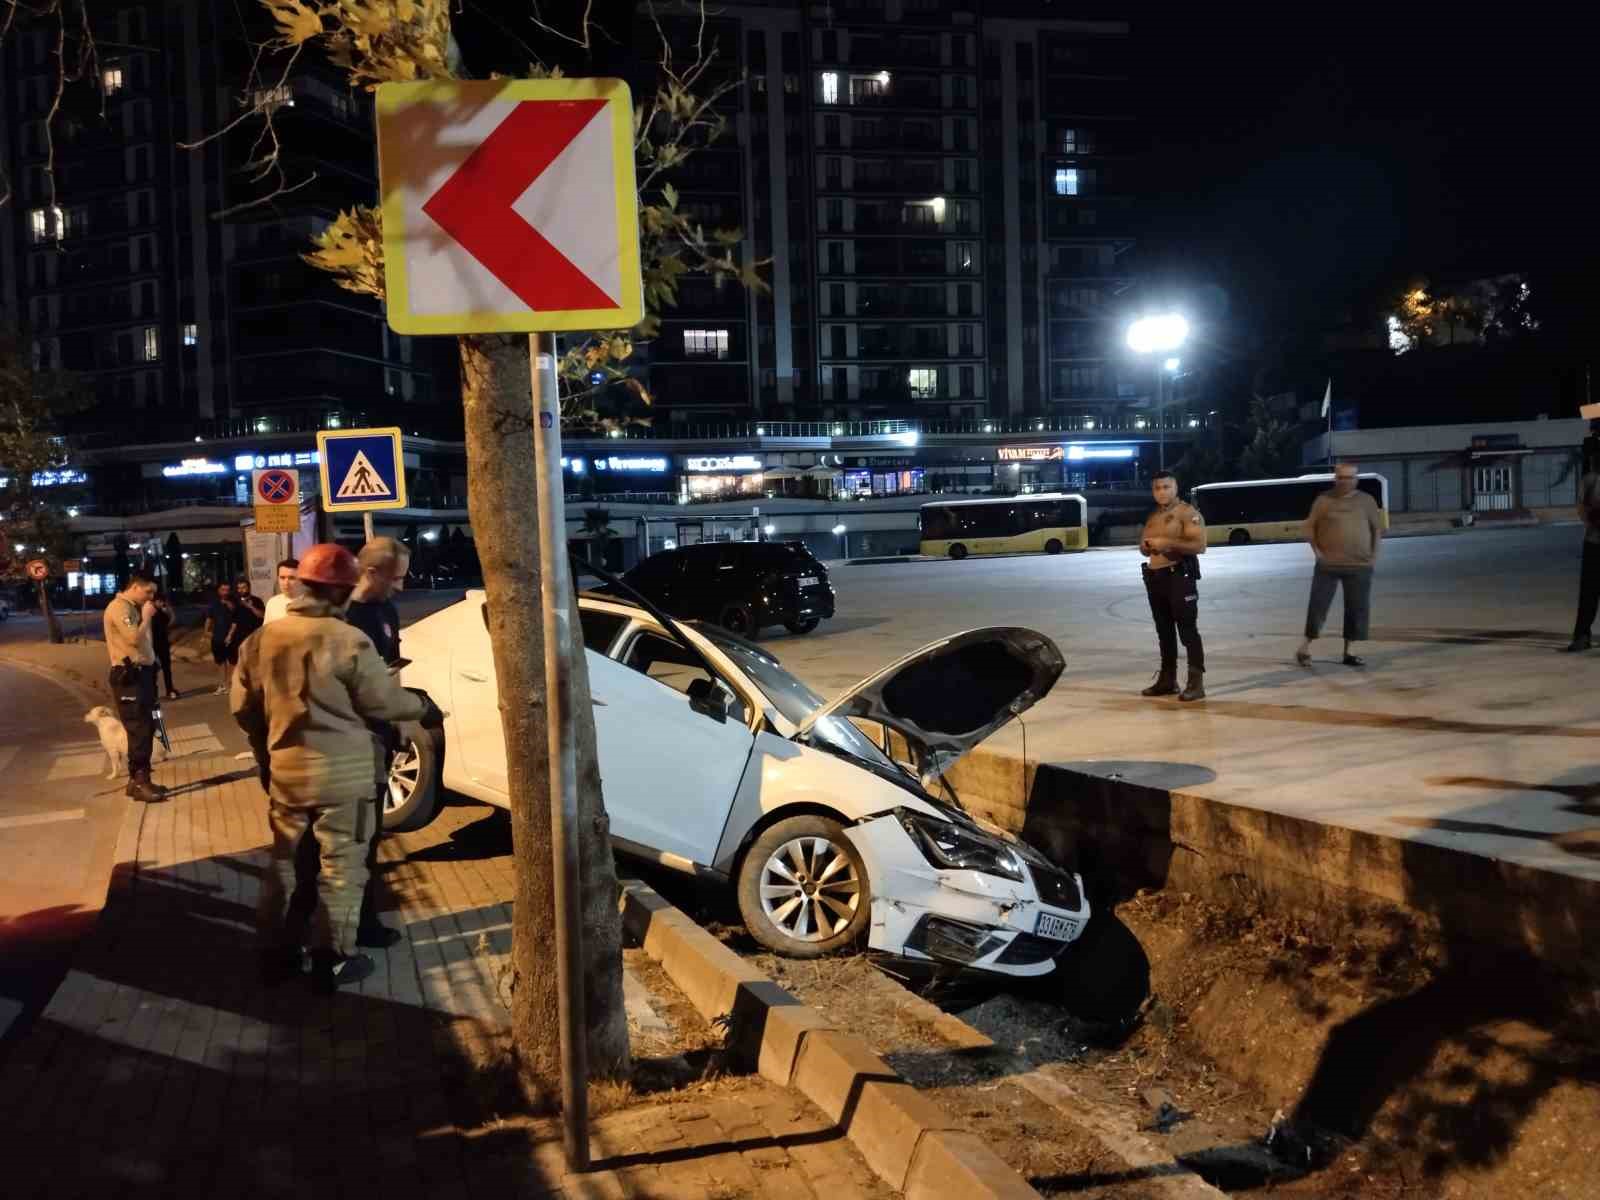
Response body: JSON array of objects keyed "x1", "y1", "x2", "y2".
[{"x1": 316, "y1": 427, "x2": 408, "y2": 512}]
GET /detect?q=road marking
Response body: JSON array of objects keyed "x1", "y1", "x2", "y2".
[
  {"x1": 0, "y1": 808, "x2": 87, "y2": 830},
  {"x1": 165, "y1": 722, "x2": 224, "y2": 756},
  {"x1": 46, "y1": 752, "x2": 109, "y2": 781}
]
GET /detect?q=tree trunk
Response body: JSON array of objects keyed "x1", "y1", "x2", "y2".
[
  {"x1": 39, "y1": 580, "x2": 62, "y2": 644},
  {"x1": 458, "y1": 333, "x2": 629, "y2": 1109}
]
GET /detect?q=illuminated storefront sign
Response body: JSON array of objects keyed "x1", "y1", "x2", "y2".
[
  {"x1": 0, "y1": 468, "x2": 87, "y2": 487},
  {"x1": 234, "y1": 450, "x2": 321, "y2": 471},
  {"x1": 997, "y1": 445, "x2": 1064, "y2": 462},
  {"x1": 1065, "y1": 444, "x2": 1135, "y2": 461},
  {"x1": 685, "y1": 455, "x2": 763, "y2": 472},
  {"x1": 163, "y1": 457, "x2": 231, "y2": 477},
  {"x1": 592, "y1": 456, "x2": 669, "y2": 473}
]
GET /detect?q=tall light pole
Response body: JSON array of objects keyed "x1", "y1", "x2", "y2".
[{"x1": 1126, "y1": 314, "x2": 1189, "y2": 470}]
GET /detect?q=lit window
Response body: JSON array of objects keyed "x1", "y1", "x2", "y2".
[
  {"x1": 683, "y1": 329, "x2": 730, "y2": 359},
  {"x1": 251, "y1": 84, "x2": 295, "y2": 112},
  {"x1": 954, "y1": 242, "x2": 975, "y2": 273},
  {"x1": 821, "y1": 72, "x2": 839, "y2": 104},
  {"x1": 141, "y1": 326, "x2": 160, "y2": 361},
  {"x1": 102, "y1": 66, "x2": 124, "y2": 95},
  {"x1": 908, "y1": 368, "x2": 938, "y2": 399},
  {"x1": 182, "y1": 323, "x2": 198, "y2": 347},
  {"x1": 1054, "y1": 168, "x2": 1079, "y2": 196},
  {"x1": 28, "y1": 208, "x2": 50, "y2": 243}
]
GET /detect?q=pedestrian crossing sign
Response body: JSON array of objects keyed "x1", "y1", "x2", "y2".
[{"x1": 315, "y1": 426, "x2": 408, "y2": 513}]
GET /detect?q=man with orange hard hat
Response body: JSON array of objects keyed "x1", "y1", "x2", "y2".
[{"x1": 231, "y1": 542, "x2": 439, "y2": 992}]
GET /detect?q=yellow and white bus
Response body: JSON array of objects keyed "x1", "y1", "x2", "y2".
[
  {"x1": 1192, "y1": 473, "x2": 1390, "y2": 547},
  {"x1": 919, "y1": 494, "x2": 1088, "y2": 559}
]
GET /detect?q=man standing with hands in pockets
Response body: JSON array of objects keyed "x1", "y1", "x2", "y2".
[{"x1": 1297, "y1": 463, "x2": 1383, "y2": 668}]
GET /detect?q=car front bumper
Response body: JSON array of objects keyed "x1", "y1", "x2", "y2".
[{"x1": 845, "y1": 813, "x2": 1089, "y2": 978}]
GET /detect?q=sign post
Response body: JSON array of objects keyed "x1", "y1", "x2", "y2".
[
  {"x1": 377, "y1": 75, "x2": 643, "y2": 1172},
  {"x1": 253, "y1": 467, "x2": 302, "y2": 534}
]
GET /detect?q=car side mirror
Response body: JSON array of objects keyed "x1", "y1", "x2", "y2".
[{"x1": 686, "y1": 676, "x2": 728, "y2": 723}]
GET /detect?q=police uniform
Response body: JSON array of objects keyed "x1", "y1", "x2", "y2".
[
  {"x1": 103, "y1": 590, "x2": 164, "y2": 801},
  {"x1": 1139, "y1": 499, "x2": 1206, "y2": 699}
]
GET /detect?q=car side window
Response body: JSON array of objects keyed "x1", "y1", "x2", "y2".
[
  {"x1": 579, "y1": 609, "x2": 627, "y2": 653},
  {"x1": 622, "y1": 631, "x2": 747, "y2": 723}
]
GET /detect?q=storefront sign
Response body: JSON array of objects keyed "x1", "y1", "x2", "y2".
[
  {"x1": 998, "y1": 446, "x2": 1065, "y2": 462},
  {"x1": 685, "y1": 455, "x2": 763, "y2": 472},
  {"x1": 233, "y1": 450, "x2": 321, "y2": 471},
  {"x1": 162, "y1": 457, "x2": 231, "y2": 477},
  {"x1": 0, "y1": 468, "x2": 87, "y2": 488},
  {"x1": 1065, "y1": 444, "x2": 1136, "y2": 461},
  {"x1": 593, "y1": 455, "x2": 669, "y2": 473}
]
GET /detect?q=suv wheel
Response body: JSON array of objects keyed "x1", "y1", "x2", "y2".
[
  {"x1": 719, "y1": 603, "x2": 757, "y2": 638},
  {"x1": 738, "y1": 815, "x2": 870, "y2": 957},
  {"x1": 784, "y1": 618, "x2": 820, "y2": 635}
]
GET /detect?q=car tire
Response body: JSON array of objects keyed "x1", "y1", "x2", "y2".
[
  {"x1": 719, "y1": 603, "x2": 758, "y2": 638},
  {"x1": 1227, "y1": 528, "x2": 1251, "y2": 546},
  {"x1": 1044, "y1": 538, "x2": 1065, "y2": 555},
  {"x1": 784, "y1": 618, "x2": 820, "y2": 635},
  {"x1": 738, "y1": 815, "x2": 870, "y2": 958},
  {"x1": 948, "y1": 543, "x2": 969, "y2": 560},
  {"x1": 383, "y1": 722, "x2": 441, "y2": 832},
  {"x1": 1048, "y1": 908, "x2": 1150, "y2": 1030}
]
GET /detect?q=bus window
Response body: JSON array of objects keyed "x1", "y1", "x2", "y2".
[{"x1": 921, "y1": 507, "x2": 955, "y2": 540}]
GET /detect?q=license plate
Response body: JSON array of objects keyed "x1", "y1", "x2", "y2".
[
  {"x1": 797, "y1": 576, "x2": 819, "y2": 586},
  {"x1": 1035, "y1": 912, "x2": 1080, "y2": 942}
]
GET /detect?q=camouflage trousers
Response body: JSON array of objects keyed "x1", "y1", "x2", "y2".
[{"x1": 259, "y1": 795, "x2": 371, "y2": 956}]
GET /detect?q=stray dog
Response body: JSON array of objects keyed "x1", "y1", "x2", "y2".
[{"x1": 84, "y1": 706, "x2": 167, "y2": 778}]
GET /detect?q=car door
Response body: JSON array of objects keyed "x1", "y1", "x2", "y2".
[
  {"x1": 594, "y1": 625, "x2": 756, "y2": 866},
  {"x1": 451, "y1": 599, "x2": 508, "y2": 797}
]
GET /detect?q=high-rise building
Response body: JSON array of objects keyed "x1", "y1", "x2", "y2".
[
  {"x1": 0, "y1": 1, "x2": 460, "y2": 445},
  {"x1": 637, "y1": 0, "x2": 1137, "y2": 429}
]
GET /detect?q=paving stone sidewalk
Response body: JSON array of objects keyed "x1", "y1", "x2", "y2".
[{"x1": 0, "y1": 750, "x2": 896, "y2": 1199}]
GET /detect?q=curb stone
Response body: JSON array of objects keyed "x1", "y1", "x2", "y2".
[{"x1": 620, "y1": 880, "x2": 1042, "y2": 1199}]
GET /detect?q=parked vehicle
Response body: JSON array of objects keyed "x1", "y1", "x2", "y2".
[
  {"x1": 391, "y1": 591, "x2": 1090, "y2": 977},
  {"x1": 1192, "y1": 473, "x2": 1390, "y2": 546},
  {"x1": 622, "y1": 540, "x2": 835, "y2": 637},
  {"x1": 919, "y1": 494, "x2": 1089, "y2": 560}
]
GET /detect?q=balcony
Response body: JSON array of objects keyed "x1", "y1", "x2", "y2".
[{"x1": 844, "y1": 171, "x2": 945, "y2": 194}]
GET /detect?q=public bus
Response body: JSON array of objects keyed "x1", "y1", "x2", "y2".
[
  {"x1": 1191, "y1": 473, "x2": 1390, "y2": 546},
  {"x1": 919, "y1": 494, "x2": 1088, "y2": 559}
]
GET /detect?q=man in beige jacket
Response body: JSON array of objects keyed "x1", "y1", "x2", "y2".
[{"x1": 231, "y1": 543, "x2": 436, "y2": 991}]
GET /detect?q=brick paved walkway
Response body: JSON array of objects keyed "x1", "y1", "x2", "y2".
[{"x1": 0, "y1": 750, "x2": 897, "y2": 1198}]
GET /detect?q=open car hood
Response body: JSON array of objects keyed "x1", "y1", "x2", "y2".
[{"x1": 795, "y1": 627, "x2": 1065, "y2": 789}]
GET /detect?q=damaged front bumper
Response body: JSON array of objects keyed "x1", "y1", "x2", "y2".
[{"x1": 845, "y1": 810, "x2": 1091, "y2": 978}]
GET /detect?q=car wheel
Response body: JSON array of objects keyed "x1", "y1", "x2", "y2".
[
  {"x1": 738, "y1": 815, "x2": 870, "y2": 958},
  {"x1": 784, "y1": 618, "x2": 820, "y2": 635},
  {"x1": 1048, "y1": 908, "x2": 1150, "y2": 1031},
  {"x1": 1227, "y1": 528, "x2": 1251, "y2": 546},
  {"x1": 719, "y1": 603, "x2": 758, "y2": 638},
  {"x1": 948, "y1": 543, "x2": 969, "y2": 560},
  {"x1": 1044, "y1": 538, "x2": 1065, "y2": 555},
  {"x1": 384, "y1": 722, "x2": 440, "y2": 832}
]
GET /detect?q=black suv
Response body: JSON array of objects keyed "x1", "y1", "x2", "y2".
[{"x1": 621, "y1": 541, "x2": 836, "y2": 637}]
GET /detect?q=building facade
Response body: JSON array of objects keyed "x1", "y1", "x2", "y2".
[
  {"x1": 0, "y1": 1, "x2": 460, "y2": 445},
  {"x1": 638, "y1": 0, "x2": 1140, "y2": 429}
]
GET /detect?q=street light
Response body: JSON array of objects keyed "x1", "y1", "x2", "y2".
[
  {"x1": 832, "y1": 523, "x2": 848, "y2": 561},
  {"x1": 1126, "y1": 313, "x2": 1189, "y2": 469}
]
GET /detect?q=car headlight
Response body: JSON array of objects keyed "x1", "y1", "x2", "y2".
[{"x1": 894, "y1": 809, "x2": 1026, "y2": 883}]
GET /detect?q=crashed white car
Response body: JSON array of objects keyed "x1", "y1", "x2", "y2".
[{"x1": 390, "y1": 591, "x2": 1089, "y2": 977}]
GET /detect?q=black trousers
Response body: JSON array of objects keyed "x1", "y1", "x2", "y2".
[
  {"x1": 1144, "y1": 566, "x2": 1205, "y2": 673},
  {"x1": 1575, "y1": 542, "x2": 1600, "y2": 640},
  {"x1": 111, "y1": 664, "x2": 157, "y2": 776}
]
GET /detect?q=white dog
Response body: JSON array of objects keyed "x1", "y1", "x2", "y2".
[{"x1": 84, "y1": 706, "x2": 167, "y2": 779}]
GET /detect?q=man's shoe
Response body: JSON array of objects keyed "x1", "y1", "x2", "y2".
[
  {"x1": 1178, "y1": 670, "x2": 1206, "y2": 703},
  {"x1": 126, "y1": 773, "x2": 166, "y2": 803},
  {"x1": 356, "y1": 923, "x2": 403, "y2": 949},
  {"x1": 309, "y1": 951, "x2": 375, "y2": 995},
  {"x1": 1141, "y1": 669, "x2": 1179, "y2": 697},
  {"x1": 1295, "y1": 649, "x2": 1313, "y2": 667},
  {"x1": 1342, "y1": 655, "x2": 1366, "y2": 668},
  {"x1": 1564, "y1": 636, "x2": 1592, "y2": 653}
]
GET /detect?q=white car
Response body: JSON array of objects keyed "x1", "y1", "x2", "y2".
[{"x1": 389, "y1": 590, "x2": 1090, "y2": 977}]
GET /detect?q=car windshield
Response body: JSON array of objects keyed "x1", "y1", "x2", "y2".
[{"x1": 695, "y1": 626, "x2": 904, "y2": 774}]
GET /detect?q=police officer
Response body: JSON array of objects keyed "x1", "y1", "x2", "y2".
[
  {"x1": 104, "y1": 572, "x2": 166, "y2": 803},
  {"x1": 1138, "y1": 471, "x2": 1208, "y2": 702},
  {"x1": 231, "y1": 543, "x2": 436, "y2": 992}
]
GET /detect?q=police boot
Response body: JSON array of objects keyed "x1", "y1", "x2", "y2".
[
  {"x1": 1141, "y1": 666, "x2": 1179, "y2": 697},
  {"x1": 308, "y1": 950, "x2": 375, "y2": 995},
  {"x1": 125, "y1": 771, "x2": 166, "y2": 802},
  {"x1": 1178, "y1": 668, "x2": 1206, "y2": 703}
]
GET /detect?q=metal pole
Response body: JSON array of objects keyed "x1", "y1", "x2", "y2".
[
  {"x1": 530, "y1": 332, "x2": 589, "y2": 1171},
  {"x1": 1157, "y1": 363, "x2": 1166, "y2": 470},
  {"x1": 362, "y1": 511, "x2": 375, "y2": 543}
]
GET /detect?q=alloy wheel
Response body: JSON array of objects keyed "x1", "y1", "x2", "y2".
[
  {"x1": 386, "y1": 741, "x2": 421, "y2": 815},
  {"x1": 758, "y1": 836, "x2": 862, "y2": 942}
]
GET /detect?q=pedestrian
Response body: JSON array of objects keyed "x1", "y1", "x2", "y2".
[
  {"x1": 345, "y1": 537, "x2": 412, "y2": 947},
  {"x1": 150, "y1": 589, "x2": 179, "y2": 700},
  {"x1": 103, "y1": 572, "x2": 166, "y2": 804},
  {"x1": 263, "y1": 557, "x2": 300, "y2": 625},
  {"x1": 1296, "y1": 463, "x2": 1383, "y2": 668},
  {"x1": 1138, "y1": 470, "x2": 1209, "y2": 702},
  {"x1": 230, "y1": 543, "x2": 436, "y2": 992},
  {"x1": 236, "y1": 577, "x2": 266, "y2": 621},
  {"x1": 205, "y1": 581, "x2": 234, "y2": 694},
  {"x1": 1564, "y1": 448, "x2": 1600, "y2": 653}
]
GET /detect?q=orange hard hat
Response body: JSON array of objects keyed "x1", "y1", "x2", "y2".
[{"x1": 295, "y1": 543, "x2": 360, "y2": 587}]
